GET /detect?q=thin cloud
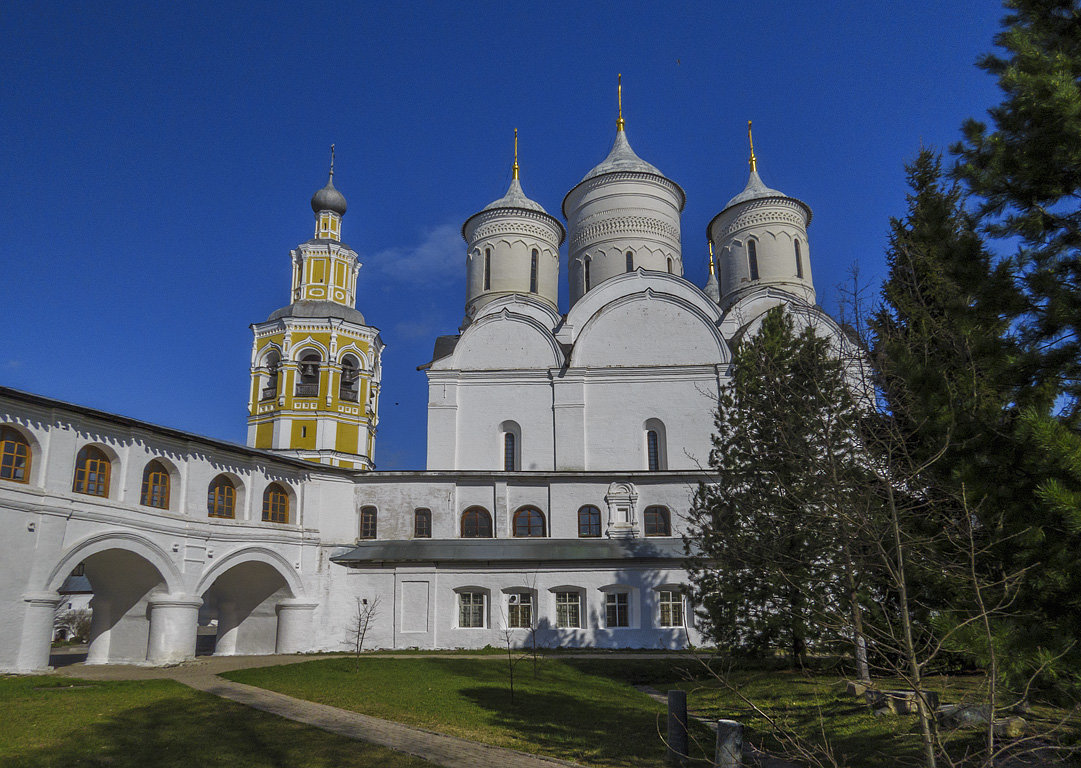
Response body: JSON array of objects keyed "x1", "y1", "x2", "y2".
[{"x1": 371, "y1": 223, "x2": 463, "y2": 286}]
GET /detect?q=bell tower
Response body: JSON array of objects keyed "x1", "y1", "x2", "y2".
[{"x1": 246, "y1": 149, "x2": 384, "y2": 469}]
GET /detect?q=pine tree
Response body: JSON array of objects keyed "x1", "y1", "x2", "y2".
[
  {"x1": 685, "y1": 306, "x2": 860, "y2": 668},
  {"x1": 954, "y1": 0, "x2": 1081, "y2": 420}
]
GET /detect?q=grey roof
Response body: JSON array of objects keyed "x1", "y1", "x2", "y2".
[
  {"x1": 267, "y1": 299, "x2": 366, "y2": 325},
  {"x1": 703, "y1": 271, "x2": 720, "y2": 303},
  {"x1": 722, "y1": 169, "x2": 812, "y2": 223},
  {"x1": 332, "y1": 537, "x2": 687, "y2": 566},
  {"x1": 311, "y1": 174, "x2": 347, "y2": 215},
  {"x1": 58, "y1": 574, "x2": 92, "y2": 594},
  {"x1": 482, "y1": 177, "x2": 547, "y2": 214},
  {"x1": 581, "y1": 129, "x2": 665, "y2": 183}
]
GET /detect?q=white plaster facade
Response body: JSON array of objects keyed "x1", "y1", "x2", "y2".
[{"x1": 0, "y1": 118, "x2": 841, "y2": 671}]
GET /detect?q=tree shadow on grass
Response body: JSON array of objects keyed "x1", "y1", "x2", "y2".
[{"x1": 3, "y1": 685, "x2": 430, "y2": 768}]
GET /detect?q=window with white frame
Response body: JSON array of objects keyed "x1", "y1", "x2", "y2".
[
  {"x1": 555, "y1": 591, "x2": 581, "y2": 629},
  {"x1": 507, "y1": 592, "x2": 533, "y2": 629},
  {"x1": 606, "y1": 592, "x2": 629, "y2": 628},
  {"x1": 658, "y1": 590, "x2": 684, "y2": 628},
  {"x1": 459, "y1": 591, "x2": 485, "y2": 628}
]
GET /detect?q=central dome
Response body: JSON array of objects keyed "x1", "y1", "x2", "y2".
[{"x1": 579, "y1": 129, "x2": 666, "y2": 183}]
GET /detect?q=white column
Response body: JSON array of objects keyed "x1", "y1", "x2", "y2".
[
  {"x1": 86, "y1": 595, "x2": 112, "y2": 664},
  {"x1": 146, "y1": 595, "x2": 201, "y2": 665},
  {"x1": 15, "y1": 592, "x2": 61, "y2": 672},
  {"x1": 275, "y1": 600, "x2": 318, "y2": 654},
  {"x1": 213, "y1": 600, "x2": 239, "y2": 656}
]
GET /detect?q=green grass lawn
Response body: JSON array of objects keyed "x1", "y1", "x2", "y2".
[
  {"x1": 225, "y1": 656, "x2": 716, "y2": 767},
  {"x1": 0, "y1": 675, "x2": 431, "y2": 768}
]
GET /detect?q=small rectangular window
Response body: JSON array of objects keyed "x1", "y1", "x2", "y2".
[
  {"x1": 459, "y1": 592, "x2": 485, "y2": 628},
  {"x1": 530, "y1": 250, "x2": 538, "y2": 293},
  {"x1": 659, "y1": 590, "x2": 684, "y2": 627},
  {"x1": 414, "y1": 508, "x2": 432, "y2": 538},
  {"x1": 555, "y1": 591, "x2": 581, "y2": 629},
  {"x1": 484, "y1": 248, "x2": 491, "y2": 291},
  {"x1": 508, "y1": 593, "x2": 533, "y2": 628},
  {"x1": 606, "y1": 592, "x2": 629, "y2": 628},
  {"x1": 360, "y1": 506, "x2": 377, "y2": 539}
]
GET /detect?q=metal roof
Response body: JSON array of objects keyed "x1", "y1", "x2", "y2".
[{"x1": 332, "y1": 536, "x2": 687, "y2": 566}]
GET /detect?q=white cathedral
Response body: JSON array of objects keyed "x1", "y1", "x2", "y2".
[{"x1": 0, "y1": 101, "x2": 839, "y2": 671}]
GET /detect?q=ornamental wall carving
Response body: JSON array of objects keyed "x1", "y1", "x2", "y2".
[{"x1": 569, "y1": 215, "x2": 680, "y2": 251}]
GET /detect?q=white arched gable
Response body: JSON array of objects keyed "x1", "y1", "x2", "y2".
[
  {"x1": 443, "y1": 310, "x2": 563, "y2": 371},
  {"x1": 195, "y1": 546, "x2": 305, "y2": 598},
  {"x1": 472, "y1": 293, "x2": 562, "y2": 328},
  {"x1": 44, "y1": 532, "x2": 185, "y2": 594},
  {"x1": 720, "y1": 286, "x2": 834, "y2": 340},
  {"x1": 290, "y1": 337, "x2": 329, "y2": 362},
  {"x1": 566, "y1": 274, "x2": 729, "y2": 368}
]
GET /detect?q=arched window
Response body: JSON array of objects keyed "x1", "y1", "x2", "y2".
[
  {"x1": 584, "y1": 259, "x2": 591, "y2": 291},
  {"x1": 667, "y1": 257, "x2": 673, "y2": 274},
  {"x1": 296, "y1": 352, "x2": 321, "y2": 397},
  {"x1": 339, "y1": 355, "x2": 360, "y2": 402},
  {"x1": 484, "y1": 247, "x2": 491, "y2": 291},
  {"x1": 261, "y1": 351, "x2": 281, "y2": 401},
  {"x1": 645, "y1": 419, "x2": 668, "y2": 471},
  {"x1": 414, "y1": 508, "x2": 432, "y2": 538},
  {"x1": 503, "y1": 432, "x2": 516, "y2": 471},
  {"x1": 626, "y1": 250, "x2": 634, "y2": 272},
  {"x1": 262, "y1": 483, "x2": 290, "y2": 524},
  {"x1": 207, "y1": 475, "x2": 236, "y2": 519},
  {"x1": 647, "y1": 431, "x2": 660, "y2": 471},
  {"x1": 644, "y1": 506, "x2": 671, "y2": 537},
  {"x1": 72, "y1": 446, "x2": 110, "y2": 497},
  {"x1": 530, "y1": 249, "x2": 538, "y2": 293},
  {"x1": 794, "y1": 239, "x2": 804, "y2": 278},
  {"x1": 461, "y1": 507, "x2": 493, "y2": 538},
  {"x1": 513, "y1": 507, "x2": 546, "y2": 537},
  {"x1": 0, "y1": 426, "x2": 31, "y2": 483},
  {"x1": 140, "y1": 460, "x2": 170, "y2": 509},
  {"x1": 360, "y1": 505, "x2": 377, "y2": 539},
  {"x1": 748, "y1": 240, "x2": 760, "y2": 281},
  {"x1": 578, "y1": 505, "x2": 601, "y2": 538}
]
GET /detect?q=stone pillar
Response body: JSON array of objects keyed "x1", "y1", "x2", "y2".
[
  {"x1": 275, "y1": 600, "x2": 318, "y2": 654},
  {"x1": 16, "y1": 592, "x2": 61, "y2": 672},
  {"x1": 715, "y1": 719, "x2": 743, "y2": 768},
  {"x1": 86, "y1": 596, "x2": 112, "y2": 664},
  {"x1": 213, "y1": 600, "x2": 239, "y2": 656},
  {"x1": 146, "y1": 595, "x2": 201, "y2": 665}
]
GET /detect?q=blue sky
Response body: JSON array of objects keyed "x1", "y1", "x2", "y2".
[{"x1": 2, "y1": 1, "x2": 1006, "y2": 470}]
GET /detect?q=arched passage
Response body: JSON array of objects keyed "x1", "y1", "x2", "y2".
[
  {"x1": 196, "y1": 549, "x2": 312, "y2": 656},
  {"x1": 40, "y1": 534, "x2": 196, "y2": 667}
]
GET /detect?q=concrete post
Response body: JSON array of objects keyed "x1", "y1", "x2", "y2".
[
  {"x1": 275, "y1": 599, "x2": 318, "y2": 654},
  {"x1": 715, "y1": 719, "x2": 743, "y2": 768},
  {"x1": 667, "y1": 689, "x2": 689, "y2": 767},
  {"x1": 146, "y1": 595, "x2": 201, "y2": 665},
  {"x1": 15, "y1": 592, "x2": 61, "y2": 672}
]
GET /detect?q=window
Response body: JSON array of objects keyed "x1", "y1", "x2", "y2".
[
  {"x1": 296, "y1": 352, "x2": 320, "y2": 397},
  {"x1": 339, "y1": 355, "x2": 360, "y2": 402},
  {"x1": 461, "y1": 507, "x2": 493, "y2": 538},
  {"x1": 140, "y1": 460, "x2": 170, "y2": 509},
  {"x1": 360, "y1": 506, "x2": 377, "y2": 539},
  {"x1": 508, "y1": 593, "x2": 533, "y2": 628},
  {"x1": 644, "y1": 506, "x2": 671, "y2": 537},
  {"x1": 667, "y1": 257, "x2": 673, "y2": 274},
  {"x1": 578, "y1": 505, "x2": 601, "y2": 538},
  {"x1": 262, "y1": 483, "x2": 290, "y2": 524},
  {"x1": 606, "y1": 592, "x2": 629, "y2": 628},
  {"x1": 794, "y1": 239, "x2": 804, "y2": 278},
  {"x1": 262, "y1": 351, "x2": 280, "y2": 400},
  {"x1": 626, "y1": 250, "x2": 634, "y2": 272},
  {"x1": 659, "y1": 590, "x2": 684, "y2": 627},
  {"x1": 207, "y1": 475, "x2": 236, "y2": 518},
  {"x1": 748, "y1": 240, "x2": 760, "y2": 281},
  {"x1": 414, "y1": 508, "x2": 432, "y2": 538},
  {"x1": 647, "y1": 430, "x2": 660, "y2": 471},
  {"x1": 530, "y1": 249, "x2": 538, "y2": 293},
  {"x1": 584, "y1": 259, "x2": 591, "y2": 291},
  {"x1": 556, "y1": 591, "x2": 581, "y2": 629},
  {"x1": 459, "y1": 591, "x2": 485, "y2": 628},
  {"x1": 0, "y1": 426, "x2": 31, "y2": 483},
  {"x1": 484, "y1": 247, "x2": 491, "y2": 291},
  {"x1": 503, "y1": 432, "x2": 516, "y2": 471},
  {"x1": 513, "y1": 507, "x2": 545, "y2": 537},
  {"x1": 73, "y1": 446, "x2": 110, "y2": 497}
]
